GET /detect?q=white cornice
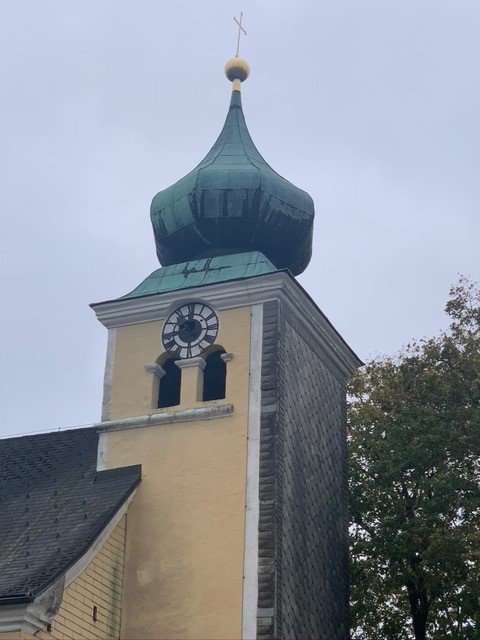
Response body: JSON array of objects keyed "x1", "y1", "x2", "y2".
[
  {"x1": 91, "y1": 272, "x2": 288, "y2": 326},
  {"x1": 91, "y1": 273, "x2": 362, "y2": 380},
  {"x1": 0, "y1": 579, "x2": 64, "y2": 635},
  {"x1": 95, "y1": 403, "x2": 234, "y2": 433}
]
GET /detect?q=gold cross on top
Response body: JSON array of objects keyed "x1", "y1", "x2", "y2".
[{"x1": 233, "y1": 12, "x2": 247, "y2": 57}]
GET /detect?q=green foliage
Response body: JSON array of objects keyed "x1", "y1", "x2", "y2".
[{"x1": 349, "y1": 277, "x2": 480, "y2": 639}]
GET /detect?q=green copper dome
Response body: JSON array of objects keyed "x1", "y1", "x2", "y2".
[{"x1": 150, "y1": 84, "x2": 314, "y2": 276}]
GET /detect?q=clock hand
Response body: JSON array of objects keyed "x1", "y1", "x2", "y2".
[{"x1": 163, "y1": 328, "x2": 181, "y2": 340}]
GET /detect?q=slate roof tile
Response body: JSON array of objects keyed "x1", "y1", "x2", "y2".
[{"x1": 0, "y1": 427, "x2": 141, "y2": 602}]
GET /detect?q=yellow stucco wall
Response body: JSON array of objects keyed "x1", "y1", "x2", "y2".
[
  {"x1": 103, "y1": 305, "x2": 252, "y2": 639},
  {"x1": 1, "y1": 517, "x2": 126, "y2": 640}
]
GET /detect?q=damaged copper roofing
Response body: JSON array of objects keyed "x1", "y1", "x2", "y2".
[{"x1": 150, "y1": 80, "x2": 314, "y2": 276}]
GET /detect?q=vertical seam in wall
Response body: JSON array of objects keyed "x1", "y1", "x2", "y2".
[
  {"x1": 101, "y1": 328, "x2": 117, "y2": 422},
  {"x1": 242, "y1": 303, "x2": 263, "y2": 640}
]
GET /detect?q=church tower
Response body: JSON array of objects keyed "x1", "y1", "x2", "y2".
[
  {"x1": 0, "y1": 54, "x2": 360, "y2": 640},
  {"x1": 90, "y1": 56, "x2": 361, "y2": 640}
]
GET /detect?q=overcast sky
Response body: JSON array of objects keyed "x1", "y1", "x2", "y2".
[{"x1": 0, "y1": 1, "x2": 478, "y2": 438}]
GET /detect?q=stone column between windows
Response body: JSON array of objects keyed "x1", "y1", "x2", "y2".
[{"x1": 175, "y1": 357, "x2": 206, "y2": 405}]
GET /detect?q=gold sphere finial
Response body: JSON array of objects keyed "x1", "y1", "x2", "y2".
[{"x1": 225, "y1": 57, "x2": 250, "y2": 86}]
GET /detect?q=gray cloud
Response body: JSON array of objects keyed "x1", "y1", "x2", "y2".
[{"x1": 0, "y1": 0, "x2": 478, "y2": 436}]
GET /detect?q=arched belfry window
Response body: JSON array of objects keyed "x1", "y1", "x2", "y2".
[
  {"x1": 202, "y1": 348, "x2": 227, "y2": 402},
  {"x1": 158, "y1": 356, "x2": 181, "y2": 408}
]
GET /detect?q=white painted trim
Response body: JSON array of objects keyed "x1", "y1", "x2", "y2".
[
  {"x1": 64, "y1": 491, "x2": 136, "y2": 587},
  {"x1": 101, "y1": 328, "x2": 117, "y2": 421},
  {"x1": 91, "y1": 273, "x2": 361, "y2": 380},
  {"x1": 242, "y1": 303, "x2": 263, "y2": 640},
  {"x1": 0, "y1": 579, "x2": 64, "y2": 635},
  {"x1": 145, "y1": 363, "x2": 166, "y2": 379},
  {"x1": 0, "y1": 605, "x2": 41, "y2": 636},
  {"x1": 92, "y1": 273, "x2": 283, "y2": 326},
  {"x1": 175, "y1": 356, "x2": 206, "y2": 370},
  {"x1": 95, "y1": 403, "x2": 234, "y2": 433},
  {"x1": 96, "y1": 431, "x2": 107, "y2": 471}
]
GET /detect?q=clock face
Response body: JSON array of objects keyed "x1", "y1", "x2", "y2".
[{"x1": 162, "y1": 303, "x2": 219, "y2": 359}]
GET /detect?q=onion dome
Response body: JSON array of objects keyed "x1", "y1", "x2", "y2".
[{"x1": 150, "y1": 58, "x2": 314, "y2": 276}]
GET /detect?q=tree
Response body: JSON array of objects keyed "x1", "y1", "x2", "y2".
[{"x1": 349, "y1": 277, "x2": 480, "y2": 640}]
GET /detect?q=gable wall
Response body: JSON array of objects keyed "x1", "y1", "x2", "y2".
[{"x1": 9, "y1": 516, "x2": 126, "y2": 640}]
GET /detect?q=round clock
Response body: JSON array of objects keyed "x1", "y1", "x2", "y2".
[{"x1": 162, "y1": 302, "x2": 219, "y2": 359}]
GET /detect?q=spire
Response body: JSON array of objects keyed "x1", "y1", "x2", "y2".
[{"x1": 150, "y1": 57, "x2": 314, "y2": 276}]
